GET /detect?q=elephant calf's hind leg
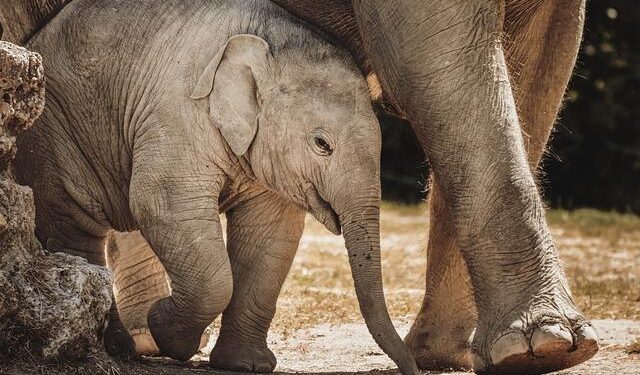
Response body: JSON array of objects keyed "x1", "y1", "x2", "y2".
[
  {"x1": 107, "y1": 231, "x2": 212, "y2": 355},
  {"x1": 107, "y1": 231, "x2": 171, "y2": 355}
]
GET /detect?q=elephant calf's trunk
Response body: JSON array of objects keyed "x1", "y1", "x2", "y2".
[{"x1": 340, "y1": 206, "x2": 419, "y2": 375}]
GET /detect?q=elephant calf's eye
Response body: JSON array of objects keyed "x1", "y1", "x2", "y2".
[{"x1": 314, "y1": 136, "x2": 333, "y2": 156}]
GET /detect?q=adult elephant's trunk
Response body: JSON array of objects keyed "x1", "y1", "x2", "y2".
[{"x1": 338, "y1": 202, "x2": 418, "y2": 375}]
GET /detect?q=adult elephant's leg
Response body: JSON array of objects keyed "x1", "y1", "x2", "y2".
[
  {"x1": 106, "y1": 231, "x2": 171, "y2": 355},
  {"x1": 406, "y1": 1, "x2": 589, "y2": 370},
  {"x1": 353, "y1": 1, "x2": 597, "y2": 373},
  {"x1": 504, "y1": 0, "x2": 586, "y2": 168},
  {"x1": 404, "y1": 179, "x2": 476, "y2": 370},
  {"x1": 211, "y1": 190, "x2": 305, "y2": 372}
]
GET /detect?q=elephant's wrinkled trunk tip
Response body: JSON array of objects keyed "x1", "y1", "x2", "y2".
[{"x1": 339, "y1": 206, "x2": 419, "y2": 375}]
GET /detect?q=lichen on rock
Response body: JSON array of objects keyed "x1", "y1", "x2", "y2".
[{"x1": 0, "y1": 41, "x2": 113, "y2": 361}]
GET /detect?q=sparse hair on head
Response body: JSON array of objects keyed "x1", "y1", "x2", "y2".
[{"x1": 228, "y1": 0, "x2": 357, "y2": 70}]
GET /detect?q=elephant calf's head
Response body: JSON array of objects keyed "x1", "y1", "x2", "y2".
[
  {"x1": 191, "y1": 33, "x2": 417, "y2": 374},
  {"x1": 192, "y1": 33, "x2": 382, "y2": 235}
]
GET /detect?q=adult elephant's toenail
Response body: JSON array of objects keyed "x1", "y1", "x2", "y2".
[
  {"x1": 575, "y1": 324, "x2": 599, "y2": 351},
  {"x1": 490, "y1": 331, "x2": 529, "y2": 366},
  {"x1": 531, "y1": 324, "x2": 573, "y2": 356}
]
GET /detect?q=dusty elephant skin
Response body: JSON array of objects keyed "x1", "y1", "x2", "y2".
[
  {"x1": 14, "y1": 0, "x2": 416, "y2": 373},
  {"x1": 3, "y1": 1, "x2": 599, "y2": 374},
  {"x1": 0, "y1": 41, "x2": 112, "y2": 360},
  {"x1": 270, "y1": 0, "x2": 599, "y2": 374}
]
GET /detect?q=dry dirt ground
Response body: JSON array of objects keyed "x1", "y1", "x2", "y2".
[{"x1": 2, "y1": 205, "x2": 639, "y2": 374}]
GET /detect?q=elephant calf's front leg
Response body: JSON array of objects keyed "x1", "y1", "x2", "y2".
[
  {"x1": 211, "y1": 191, "x2": 305, "y2": 372},
  {"x1": 130, "y1": 164, "x2": 232, "y2": 361}
]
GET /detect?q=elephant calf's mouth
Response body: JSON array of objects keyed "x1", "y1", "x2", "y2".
[{"x1": 304, "y1": 186, "x2": 341, "y2": 235}]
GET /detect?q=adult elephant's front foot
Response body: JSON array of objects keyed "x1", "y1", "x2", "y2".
[
  {"x1": 404, "y1": 182, "x2": 477, "y2": 371},
  {"x1": 472, "y1": 290, "x2": 598, "y2": 375},
  {"x1": 210, "y1": 340, "x2": 277, "y2": 373},
  {"x1": 405, "y1": 316, "x2": 474, "y2": 371}
]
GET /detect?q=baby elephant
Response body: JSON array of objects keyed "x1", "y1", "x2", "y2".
[{"x1": 16, "y1": 0, "x2": 417, "y2": 374}]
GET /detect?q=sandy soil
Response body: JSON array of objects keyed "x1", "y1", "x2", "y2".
[
  {"x1": 269, "y1": 319, "x2": 640, "y2": 374},
  {"x1": 2, "y1": 205, "x2": 639, "y2": 374}
]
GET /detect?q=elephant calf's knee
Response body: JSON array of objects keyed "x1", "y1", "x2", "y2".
[{"x1": 181, "y1": 265, "x2": 233, "y2": 322}]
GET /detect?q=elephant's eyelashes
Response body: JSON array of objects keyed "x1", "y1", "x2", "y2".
[{"x1": 314, "y1": 136, "x2": 333, "y2": 155}]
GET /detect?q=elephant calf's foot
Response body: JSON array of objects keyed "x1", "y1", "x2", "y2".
[
  {"x1": 147, "y1": 297, "x2": 206, "y2": 361},
  {"x1": 210, "y1": 341, "x2": 276, "y2": 373},
  {"x1": 131, "y1": 328, "x2": 211, "y2": 356},
  {"x1": 472, "y1": 298, "x2": 599, "y2": 374},
  {"x1": 103, "y1": 319, "x2": 137, "y2": 359},
  {"x1": 130, "y1": 328, "x2": 160, "y2": 356}
]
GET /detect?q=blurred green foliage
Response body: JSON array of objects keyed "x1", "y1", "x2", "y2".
[{"x1": 380, "y1": 1, "x2": 640, "y2": 213}]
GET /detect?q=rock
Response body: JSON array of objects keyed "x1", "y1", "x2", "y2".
[
  {"x1": 0, "y1": 41, "x2": 113, "y2": 360},
  {"x1": 0, "y1": 179, "x2": 40, "y2": 265},
  {"x1": 0, "y1": 41, "x2": 45, "y2": 171},
  {"x1": 0, "y1": 254, "x2": 113, "y2": 359}
]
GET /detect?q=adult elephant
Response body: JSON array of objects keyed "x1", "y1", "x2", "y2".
[
  {"x1": 267, "y1": 1, "x2": 598, "y2": 374},
  {"x1": 1, "y1": 1, "x2": 598, "y2": 374}
]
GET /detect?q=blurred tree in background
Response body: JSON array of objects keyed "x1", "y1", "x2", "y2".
[
  {"x1": 546, "y1": 1, "x2": 639, "y2": 213},
  {"x1": 380, "y1": 1, "x2": 640, "y2": 214},
  {"x1": 379, "y1": 112, "x2": 427, "y2": 203}
]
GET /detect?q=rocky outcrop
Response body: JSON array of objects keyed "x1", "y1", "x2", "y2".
[{"x1": 0, "y1": 41, "x2": 112, "y2": 360}]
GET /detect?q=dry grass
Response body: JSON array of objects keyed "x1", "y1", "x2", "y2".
[
  {"x1": 270, "y1": 202, "x2": 427, "y2": 335},
  {"x1": 3, "y1": 204, "x2": 639, "y2": 375},
  {"x1": 549, "y1": 209, "x2": 640, "y2": 320},
  {"x1": 270, "y1": 205, "x2": 640, "y2": 335},
  {"x1": 626, "y1": 339, "x2": 640, "y2": 355}
]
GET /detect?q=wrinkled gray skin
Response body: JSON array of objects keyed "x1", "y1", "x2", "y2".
[
  {"x1": 3, "y1": 0, "x2": 600, "y2": 374},
  {"x1": 269, "y1": 1, "x2": 598, "y2": 374},
  {"x1": 14, "y1": 0, "x2": 416, "y2": 372}
]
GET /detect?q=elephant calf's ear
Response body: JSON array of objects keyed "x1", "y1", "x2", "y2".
[{"x1": 191, "y1": 34, "x2": 270, "y2": 156}]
